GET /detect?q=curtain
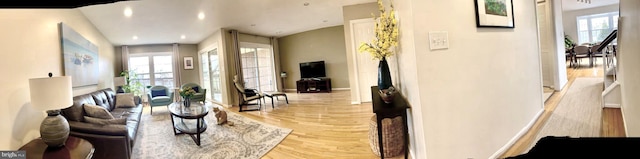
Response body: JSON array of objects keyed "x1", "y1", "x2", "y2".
[
  {"x1": 270, "y1": 37, "x2": 283, "y2": 92},
  {"x1": 121, "y1": 46, "x2": 129, "y2": 74},
  {"x1": 173, "y1": 43, "x2": 182, "y2": 88},
  {"x1": 230, "y1": 30, "x2": 243, "y2": 105}
]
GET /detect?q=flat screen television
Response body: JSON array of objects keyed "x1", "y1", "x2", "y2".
[{"x1": 300, "y1": 61, "x2": 326, "y2": 78}]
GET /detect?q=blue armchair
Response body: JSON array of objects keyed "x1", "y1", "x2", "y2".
[
  {"x1": 181, "y1": 83, "x2": 206, "y2": 104},
  {"x1": 146, "y1": 85, "x2": 173, "y2": 115}
]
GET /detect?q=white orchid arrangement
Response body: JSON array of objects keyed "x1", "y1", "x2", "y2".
[{"x1": 358, "y1": 0, "x2": 399, "y2": 61}]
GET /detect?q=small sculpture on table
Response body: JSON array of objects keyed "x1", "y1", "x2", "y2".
[{"x1": 379, "y1": 86, "x2": 396, "y2": 104}]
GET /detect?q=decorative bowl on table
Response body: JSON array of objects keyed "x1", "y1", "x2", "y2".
[{"x1": 378, "y1": 86, "x2": 396, "y2": 104}]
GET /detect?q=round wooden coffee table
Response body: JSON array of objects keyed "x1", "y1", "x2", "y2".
[
  {"x1": 168, "y1": 101, "x2": 209, "y2": 146},
  {"x1": 19, "y1": 136, "x2": 94, "y2": 159}
]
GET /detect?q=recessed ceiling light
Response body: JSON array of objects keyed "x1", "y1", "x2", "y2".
[
  {"x1": 304, "y1": 2, "x2": 310, "y2": 6},
  {"x1": 132, "y1": 36, "x2": 138, "y2": 40},
  {"x1": 181, "y1": 35, "x2": 186, "y2": 39},
  {"x1": 124, "y1": 7, "x2": 132, "y2": 17},
  {"x1": 198, "y1": 12, "x2": 205, "y2": 20}
]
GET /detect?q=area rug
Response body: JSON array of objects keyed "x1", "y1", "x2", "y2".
[
  {"x1": 132, "y1": 106, "x2": 292, "y2": 159},
  {"x1": 526, "y1": 77, "x2": 603, "y2": 152}
]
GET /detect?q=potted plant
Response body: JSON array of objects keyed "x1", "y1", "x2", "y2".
[
  {"x1": 179, "y1": 86, "x2": 196, "y2": 107},
  {"x1": 120, "y1": 70, "x2": 143, "y2": 96},
  {"x1": 564, "y1": 34, "x2": 575, "y2": 49},
  {"x1": 358, "y1": 0, "x2": 399, "y2": 103}
]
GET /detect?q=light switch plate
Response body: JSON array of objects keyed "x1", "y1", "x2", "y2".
[{"x1": 429, "y1": 31, "x2": 449, "y2": 50}]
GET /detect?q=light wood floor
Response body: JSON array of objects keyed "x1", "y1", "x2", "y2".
[
  {"x1": 225, "y1": 91, "x2": 406, "y2": 159},
  {"x1": 499, "y1": 59, "x2": 625, "y2": 158}
]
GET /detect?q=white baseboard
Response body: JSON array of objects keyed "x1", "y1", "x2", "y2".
[
  {"x1": 604, "y1": 104, "x2": 621, "y2": 108},
  {"x1": 351, "y1": 101, "x2": 361, "y2": 105},
  {"x1": 621, "y1": 106, "x2": 628, "y2": 137},
  {"x1": 490, "y1": 109, "x2": 544, "y2": 159}
]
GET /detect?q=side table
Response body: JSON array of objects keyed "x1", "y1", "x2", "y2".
[
  {"x1": 371, "y1": 86, "x2": 409, "y2": 159},
  {"x1": 19, "y1": 136, "x2": 94, "y2": 159}
]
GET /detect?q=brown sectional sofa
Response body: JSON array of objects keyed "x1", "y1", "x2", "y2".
[{"x1": 61, "y1": 88, "x2": 142, "y2": 159}]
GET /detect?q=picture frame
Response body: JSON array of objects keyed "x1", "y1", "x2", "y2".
[
  {"x1": 59, "y1": 22, "x2": 99, "y2": 87},
  {"x1": 474, "y1": 0, "x2": 515, "y2": 28},
  {"x1": 184, "y1": 56, "x2": 194, "y2": 70}
]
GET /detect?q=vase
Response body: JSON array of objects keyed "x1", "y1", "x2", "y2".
[
  {"x1": 183, "y1": 98, "x2": 191, "y2": 107},
  {"x1": 378, "y1": 57, "x2": 393, "y2": 90}
]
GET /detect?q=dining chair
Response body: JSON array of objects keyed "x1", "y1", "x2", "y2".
[
  {"x1": 573, "y1": 45, "x2": 591, "y2": 68},
  {"x1": 590, "y1": 44, "x2": 603, "y2": 66}
]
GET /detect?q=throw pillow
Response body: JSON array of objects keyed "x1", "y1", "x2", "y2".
[
  {"x1": 151, "y1": 89, "x2": 166, "y2": 97},
  {"x1": 84, "y1": 116, "x2": 127, "y2": 125},
  {"x1": 83, "y1": 104, "x2": 114, "y2": 119},
  {"x1": 115, "y1": 93, "x2": 136, "y2": 108},
  {"x1": 192, "y1": 86, "x2": 200, "y2": 93}
]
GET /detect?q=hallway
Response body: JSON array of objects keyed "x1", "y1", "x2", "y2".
[{"x1": 500, "y1": 58, "x2": 625, "y2": 157}]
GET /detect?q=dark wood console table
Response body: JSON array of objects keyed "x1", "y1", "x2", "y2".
[
  {"x1": 371, "y1": 86, "x2": 409, "y2": 159},
  {"x1": 296, "y1": 78, "x2": 331, "y2": 93}
]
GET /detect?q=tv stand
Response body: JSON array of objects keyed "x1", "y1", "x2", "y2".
[{"x1": 296, "y1": 78, "x2": 331, "y2": 93}]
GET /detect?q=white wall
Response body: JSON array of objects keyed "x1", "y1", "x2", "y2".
[
  {"x1": 562, "y1": 4, "x2": 619, "y2": 43},
  {"x1": 0, "y1": 9, "x2": 115, "y2": 150},
  {"x1": 391, "y1": 0, "x2": 544, "y2": 158},
  {"x1": 618, "y1": 0, "x2": 640, "y2": 136}
]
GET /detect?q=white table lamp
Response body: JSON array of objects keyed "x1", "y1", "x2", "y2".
[{"x1": 29, "y1": 73, "x2": 73, "y2": 147}]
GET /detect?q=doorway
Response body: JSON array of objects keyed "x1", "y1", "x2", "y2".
[
  {"x1": 537, "y1": 0, "x2": 556, "y2": 102},
  {"x1": 200, "y1": 49, "x2": 222, "y2": 103},
  {"x1": 350, "y1": 18, "x2": 378, "y2": 103},
  {"x1": 239, "y1": 42, "x2": 276, "y2": 92}
]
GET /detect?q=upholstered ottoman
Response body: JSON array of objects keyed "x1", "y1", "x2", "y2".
[{"x1": 369, "y1": 115, "x2": 405, "y2": 157}]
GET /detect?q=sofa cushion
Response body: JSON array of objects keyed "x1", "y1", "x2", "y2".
[
  {"x1": 84, "y1": 116, "x2": 126, "y2": 125},
  {"x1": 62, "y1": 94, "x2": 96, "y2": 122},
  {"x1": 84, "y1": 104, "x2": 114, "y2": 119},
  {"x1": 151, "y1": 89, "x2": 167, "y2": 97},
  {"x1": 91, "y1": 91, "x2": 112, "y2": 111},
  {"x1": 192, "y1": 86, "x2": 200, "y2": 93},
  {"x1": 151, "y1": 96, "x2": 171, "y2": 103},
  {"x1": 115, "y1": 93, "x2": 136, "y2": 108}
]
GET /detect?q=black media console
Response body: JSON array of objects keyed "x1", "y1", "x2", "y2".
[{"x1": 296, "y1": 78, "x2": 331, "y2": 93}]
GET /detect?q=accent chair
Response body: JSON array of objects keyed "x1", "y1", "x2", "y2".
[
  {"x1": 146, "y1": 85, "x2": 173, "y2": 114},
  {"x1": 181, "y1": 83, "x2": 207, "y2": 104}
]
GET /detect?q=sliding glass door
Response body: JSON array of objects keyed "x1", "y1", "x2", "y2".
[
  {"x1": 240, "y1": 45, "x2": 275, "y2": 92},
  {"x1": 200, "y1": 49, "x2": 222, "y2": 103}
]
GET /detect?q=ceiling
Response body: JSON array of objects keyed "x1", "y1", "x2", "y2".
[
  {"x1": 561, "y1": 0, "x2": 619, "y2": 11},
  {"x1": 78, "y1": 0, "x2": 375, "y2": 46}
]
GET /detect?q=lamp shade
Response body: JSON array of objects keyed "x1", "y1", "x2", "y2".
[
  {"x1": 114, "y1": 76, "x2": 126, "y2": 86},
  {"x1": 29, "y1": 76, "x2": 73, "y2": 111}
]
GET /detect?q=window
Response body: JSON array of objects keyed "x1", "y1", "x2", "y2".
[
  {"x1": 128, "y1": 53, "x2": 174, "y2": 91},
  {"x1": 576, "y1": 12, "x2": 618, "y2": 44},
  {"x1": 240, "y1": 44, "x2": 275, "y2": 92}
]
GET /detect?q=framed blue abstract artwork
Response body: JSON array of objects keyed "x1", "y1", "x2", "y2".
[{"x1": 59, "y1": 22, "x2": 99, "y2": 87}]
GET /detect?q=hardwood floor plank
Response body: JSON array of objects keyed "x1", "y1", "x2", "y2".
[{"x1": 225, "y1": 91, "x2": 406, "y2": 159}]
